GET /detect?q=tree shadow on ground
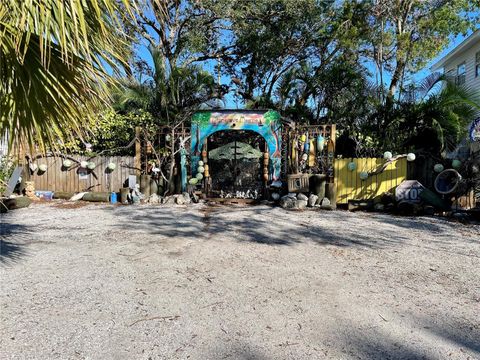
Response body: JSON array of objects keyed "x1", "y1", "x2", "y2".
[
  {"x1": 0, "y1": 222, "x2": 30, "y2": 266},
  {"x1": 111, "y1": 204, "x2": 445, "y2": 249}
]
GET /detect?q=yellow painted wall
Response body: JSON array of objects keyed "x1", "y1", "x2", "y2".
[{"x1": 334, "y1": 158, "x2": 407, "y2": 204}]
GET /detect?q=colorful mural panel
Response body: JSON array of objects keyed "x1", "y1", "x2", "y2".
[{"x1": 190, "y1": 110, "x2": 282, "y2": 181}]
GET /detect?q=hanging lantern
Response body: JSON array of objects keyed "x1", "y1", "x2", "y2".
[
  {"x1": 87, "y1": 162, "x2": 96, "y2": 170},
  {"x1": 383, "y1": 151, "x2": 393, "y2": 160},
  {"x1": 407, "y1": 153, "x2": 416, "y2": 162},
  {"x1": 196, "y1": 173, "x2": 203, "y2": 180},
  {"x1": 347, "y1": 162, "x2": 356, "y2": 171},
  {"x1": 107, "y1": 163, "x2": 116, "y2": 171},
  {"x1": 301, "y1": 153, "x2": 308, "y2": 161},
  {"x1": 63, "y1": 159, "x2": 73, "y2": 168},
  {"x1": 316, "y1": 135, "x2": 325, "y2": 152},
  {"x1": 433, "y1": 164, "x2": 444, "y2": 173},
  {"x1": 198, "y1": 160, "x2": 204, "y2": 166},
  {"x1": 452, "y1": 159, "x2": 461, "y2": 169},
  {"x1": 165, "y1": 134, "x2": 171, "y2": 142},
  {"x1": 80, "y1": 161, "x2": 88, "y2": 168},
  {"x1": 29, "y1": 163, "x2": 38, "y2": 172},
  {"x1": 189, "y1": 178, "x2": 199, "y2": 185},
  {"x1": 38, "y1": 164, "x2": 48, "y2": 172},
  {"x1": 198, "y1": 166, "x2": 205, "y2": 174},
  {"x1": 359, "y1": 171, "x2": 369, "y2": 180}
]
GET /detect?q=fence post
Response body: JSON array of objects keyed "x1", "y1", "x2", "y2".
[{"x1": 135, "y1": 126, "x2": 141, "y2": 177}]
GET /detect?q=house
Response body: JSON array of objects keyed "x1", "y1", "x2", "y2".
[{"x1": 431, "y1": 30, "x2": 480, "y2": 91}]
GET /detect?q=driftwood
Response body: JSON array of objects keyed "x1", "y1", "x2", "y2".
[
  {"x1": 0, "y1": 197, "x2": 32, "y2": 213},
  {"x1": 53, "y1": 191, "x2": 76, "y2": 200},
  {"x1": 82, "y1": 192, "x2": 111, "y2": 202}
]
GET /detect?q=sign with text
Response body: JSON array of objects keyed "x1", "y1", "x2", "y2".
[{"x1": 395, "y1": 180, "x2": 425, "y2": 203}]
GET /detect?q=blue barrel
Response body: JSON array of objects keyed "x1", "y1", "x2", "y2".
[{"x1": 110, "y1": 191, "x2": 117, "y2": 204}]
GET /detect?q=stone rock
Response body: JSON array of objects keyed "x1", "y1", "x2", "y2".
[
  {"x1": 175, "y1": 195, "x2": 186, "y2": 205},
  {"x1": 297, "y1": 193, "x2": 308, "y2": 201},
  {"x1": 287, "y1": 193, "x2": 297, "y2": 199},
  {"x1": 162, "y1": 196, "x2": 175, "y2": 205},
  {"x1": 308, "y1": 194, "x2": 319, "y2": 207},
  {"x1": 374, "y1": 203, "x2": 385, "y2": 212},
  {"x1": 295, "y1": 199, "x2": 308, "y2": 209},
  {"x1": 320, "y1": 197, "x2": 331, "y2": 206},
  {"x1": 148, "y1": 193, "x2": 160, "y2": 204},
  {"x1": 182, "y1": 192, "x2": 191, "y2": 204},
  {"x1": 280, "y1": 195, "x2": 296, "y2": 209},
  {"x1": 191, "y1": 193, "x2": 200, "y2": 203}
]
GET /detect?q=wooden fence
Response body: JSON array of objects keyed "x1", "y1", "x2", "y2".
[
  {"x1": 335, "y1": 158, "x2": 408, "y2": 204},
  {"x1": 30, "y1": 156, "x2": 136, "y2": 193}
]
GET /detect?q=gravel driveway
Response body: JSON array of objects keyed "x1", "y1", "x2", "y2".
[{"x1": 1, "y1": 202, "x2": 479, "y2": 360}]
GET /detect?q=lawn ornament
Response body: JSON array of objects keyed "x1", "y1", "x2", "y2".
[
  {"x1": 433, "y1": 164, "x2": 444, "y2": 173},
  {"x1": 196, "y1": 173, "x2": 203, "y2": 180},
  {"x1": 434, "y1": 169, "x2": 465, "y2": 195},
  {"x1": 189, "y1": 177, "x2": 199, "y2": 185},
  {"x1": 383, "y1": 151, "x2": 393, "y2": 160},
  {"x1": 407, "y1": 153, "x2": 416, "y2": 162},
  {"x1": 198, "y1": 160, "x2": 204, "y2": 166},
  {"x1": 197, "y1": 166, "x2": 205, "y2": 174}
]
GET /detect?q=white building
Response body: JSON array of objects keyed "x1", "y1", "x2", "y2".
[{"x1": 431, "y1": 30, "x2": 480, "y2": 92}]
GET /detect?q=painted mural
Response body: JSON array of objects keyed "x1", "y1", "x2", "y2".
[{"x1": 190, "y1": 110, "x2": 282, "y2": 181}]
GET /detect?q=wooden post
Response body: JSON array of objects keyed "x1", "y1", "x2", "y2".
[{"x1": 135, "y1": 126, "x2": 141, "y2": 177}]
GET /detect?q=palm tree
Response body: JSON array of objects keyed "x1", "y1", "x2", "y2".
[{"x1": 0, "y1": 0, "x2": 136, "y2": 152}]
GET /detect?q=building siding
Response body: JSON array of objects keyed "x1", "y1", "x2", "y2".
[{"x1": 443, "y1": 40, "x2": 480, "y2": 92}]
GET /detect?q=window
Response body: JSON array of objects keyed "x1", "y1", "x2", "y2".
[
  {"x1": 476, "y1": 51, "x2": 480, "y2": 78},
  {"x1": 456, "y1": 62, "x2": 466, "y2": 85}
]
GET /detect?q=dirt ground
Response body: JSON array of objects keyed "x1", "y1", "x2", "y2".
[{"x1": 1, "y1": 202, "x2": 479, "y2": 360}]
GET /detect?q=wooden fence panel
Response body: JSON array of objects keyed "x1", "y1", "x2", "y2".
[
  {"x1": 31, "y1": 156, "x2": 136, "y2": 194},
  {"x1": 335, "y1": 157, "x2": 407, "y2": 204}
]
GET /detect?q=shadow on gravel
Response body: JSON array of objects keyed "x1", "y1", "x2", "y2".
[
  {"x1": 111, "y1": 205, "x2": 414, "y2": 249},
  {"x1": 0, "y1": 222, "x2": 30, "y2": 266}
]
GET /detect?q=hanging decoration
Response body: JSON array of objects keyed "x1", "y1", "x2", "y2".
[
  {"x1": 63, "y1": 159, "x2": 73, "y2": 168},
  {"x1": 38, "y1": 164, "x2": 48, "y2": 172},
  {"x1": 433, "y1": 164, "x2": 444, "y2": 173},
  {"x1": 359, "y1": 171, "x2": 369, "y2": 180},
  {"x1": 87, "y1": 162, "x2": 96, "y2": 170},
  {"x1": 80, "y1": 161, "x2": 88, "y2": 168},
  {"x1": 107, "y1": 163, "x2": 116, "y2": 171},
  {"x1": 452, "y1": 159, "x2": 461, "y2": 169},
  {"x1": 383, "y1": 151, "x2": 393, "y2": 160},
  {"x1": 407, "y1": 153, "x2": 416, "y2": 162},
  {"x1": 347, "y1": 162, "x2": 357, "y2": 171}
]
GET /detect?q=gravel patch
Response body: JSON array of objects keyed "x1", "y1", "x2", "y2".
[{"x1": 1, "y1": 202, "x2": 479, "y2": 359}]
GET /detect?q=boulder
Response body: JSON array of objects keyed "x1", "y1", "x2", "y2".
[
  {"x1": 297, "y1": 193, "x2": 308, "y2": 201},
  {"x1": 295, "y1": 199, "x2": 308, "y2": 209},
  {"x1": 182, "y1": 192, "x2": 191, "y2": 204},
  {"x1": 308, "y1": 194, "x2": 319, "y2": 207},
  {"x1": 148, "y1": 193, "x2": 161, "y2": 204},
  {"x1": 191, "y1": 193, "x2": 200, "y2": 203},
  {"x1": 175, "y1": 195, "x2": 186, "y2": 205},
  {"x1": 320, "y1": 204, "x2": 334, "y2": 210},
  {"x1": 280, "y1": 195, "x2": 296, "y2": 209},
  {"x1": 320, "y1": 197, "x2": 331, "y2": 206},
  {"x1": 374, "y1": 203, "x2": 385, "y2": 212}
]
